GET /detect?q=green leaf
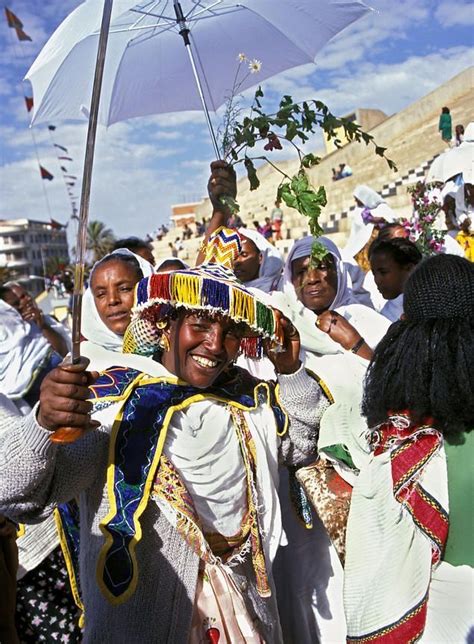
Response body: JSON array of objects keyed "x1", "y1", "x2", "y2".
[
  {"x1": 244, "y1": 158, "x2": 259, "y2": 191},
  {"x1": 285, "y1": 121, "x2": 298, "y2": 141},
  {"x1": 301, "y1": 153, "x2": 320, "y2": 168}
]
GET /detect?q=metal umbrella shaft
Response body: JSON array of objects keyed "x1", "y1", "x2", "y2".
[
  {"x1": 71, "y1": 0, "x2": 113, "y2": 363},
  {"x1": 173, "y1": 1, "x2": 220, "y2": 160},
  {"x1": 50, "y1": 0, "x2": 113, "y2": 444}
]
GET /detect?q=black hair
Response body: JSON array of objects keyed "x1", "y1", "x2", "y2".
[
  {"x1": 442, "y1": 106, "x2": 450, "y2": 114},
  {"x1": 376, "y1": 222, "x2": 407, "y2": 241},
  {"x1": 363, "y1": 255, "x2": 474, "y2": 437},
  {"x1": 0, "y1": 285, "x2": 13, "y2": 300},
  {"x1": 90, "y1": 252, "x2": 143, "y2": 283},
  {"x1": 368, "y1": 237, "x2": 422, "y2": 267},
  {"x1": 113, "y1": 237, "x2": 151, "y2": 252}
]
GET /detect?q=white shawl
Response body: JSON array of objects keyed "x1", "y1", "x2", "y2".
[
  {"x1": 279, "y1": 236, "x2": 390, "y2": 349},
  {"x1": 90, "y1": 349, "x2": 283, "y2": 565},
  {"x1": 0, "y1": 300, "x2": 51, "y2": 399},
  {"x1": 81, "y1": 248, "x2": 154, "y2": 354}
]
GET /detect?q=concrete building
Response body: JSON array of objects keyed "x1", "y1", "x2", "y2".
[{"x1": 0, "y1": 218, "x2": 69, "y2": 295}]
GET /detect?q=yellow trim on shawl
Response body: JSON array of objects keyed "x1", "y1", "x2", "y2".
[
  {"x1": 54, "y1": 508, "x2": 85, "y2": 628},
  {"x1": 304, "y1": 368, "x2": 335, "y2": 404},
  {"x1": 96, "y1": 373, "x2": 284, "y2": 605}
]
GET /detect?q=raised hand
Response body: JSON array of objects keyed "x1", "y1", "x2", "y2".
[
  {"x1": 38, "y1": 357, "x2": 100, "y2": 441},
  {"x1": 265, "y1": 310, "x2": 301, "y2": 375}
]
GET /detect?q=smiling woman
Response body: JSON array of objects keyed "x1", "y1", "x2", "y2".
[
  {"x1": 0, "y1": 255, "x2": 337, "y2": 643},
  {"x1": 79, "y1": 249, "x2": 154, "y2": 371},
  {"x1": 160, "y1": 311, "x2": 247, "y2": 389}
]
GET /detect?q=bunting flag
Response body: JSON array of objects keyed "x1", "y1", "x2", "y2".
[
  {"x1": 65, "y1": 175, "x2": 77, "y2": 180},
  {"x1": 24, "y1": 96, "x2": 33, "y2": 112},
  {"x1": 4, "y1": 7, "x2": 32, "y2": 41},
  {"x1": 58, "y1": 156, "x2": 73, "y2": 161},
  {"x1": 48, "y1": 125, "x2": 56, "y2": 131},
  {"x1": 66, "y1": 182, "x2": 75, "y2": 187},
  {"x1": 54, "y1": 144, "x2": 69, "y2": 153},
  {"x1": 60, "y1": 165, "x2": 68, "y2": 172},
  {"x1": 40, "y1": 165, "x2": 54, "y2": 181}
]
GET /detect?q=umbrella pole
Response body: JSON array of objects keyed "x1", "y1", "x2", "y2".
[
  {"x1": 50, "y1": 0, "x2": 113, "y2": 444},
  {"x1": 174, "y1": 1, "x2": 221, "y2": 159}
]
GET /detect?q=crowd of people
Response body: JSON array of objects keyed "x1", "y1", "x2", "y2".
[{"x1": 0, "y1": 155, "x2": 472, "y2": 644}]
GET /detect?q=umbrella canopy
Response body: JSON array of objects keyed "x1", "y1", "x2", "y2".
[
  {"x1": 427, "y1": 144, "x2": 474, "y2": 183},
  {"x1": 26, "y1": 0, "x2": 371, "y2": 127}
]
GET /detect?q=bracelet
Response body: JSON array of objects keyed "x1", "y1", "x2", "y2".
[{"x1": 350, "y1": 337, "x2": 365, "y2": 354}]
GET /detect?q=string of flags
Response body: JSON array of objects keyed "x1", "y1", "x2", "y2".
[
  {"x1": 4, "y1": 6, "x2": 80, "y2": 223},
  {"x1": 4, "y1": 7, "x2": 31, "y2": 41}
]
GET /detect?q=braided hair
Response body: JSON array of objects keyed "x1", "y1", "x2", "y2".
[
  {"x1": 368, "y1": 237, "x2": 422, "y2": 267},
  {"x1": 363, "y1": 254, "x2": 474, "y2": 437}
]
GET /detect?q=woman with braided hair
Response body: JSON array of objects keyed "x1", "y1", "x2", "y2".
[
  {"x1": 368, "y1": 236, "x2": 422, "y2": 322},
  {"x1": 344, "y1": 254, "x2": 474, "y2": 642}
]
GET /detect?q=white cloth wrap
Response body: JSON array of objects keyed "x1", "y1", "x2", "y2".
[
  {"x1": 0, "y1": 300, "x2": 62, "y2": 399},
  {"x1": 90, "y1": 351, "x2": 283, "y2": 566},
  {"x1": 343, "y1": 437, "x2": 467, "y2": 641},
  {"x1": 81, "y1": 248, "x2": 154, "y2": 352},
  {"x1": 276, "y1": 237, "x2": 391, "y2": 349}
]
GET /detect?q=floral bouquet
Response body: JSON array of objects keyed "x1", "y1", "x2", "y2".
[{"x1": 403, "y1": 182, "x2": 447, "y2": 255}]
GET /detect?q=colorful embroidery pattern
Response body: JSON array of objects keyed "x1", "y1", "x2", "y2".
[
  {"x1": 229, "y1": 406, "x2": 270, "y2": 597},
  {"x1": 55, "y1": 500, "x2": 84, "y2": 622},
  {"x1": 91, "y1": 365, "x2": 286, "y2": 604},
  {"x1": 347, "y1": 592, "x2": 428, "y2": 643}
]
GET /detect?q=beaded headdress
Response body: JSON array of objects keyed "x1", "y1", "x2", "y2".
[{"x1": 123, "y1": 227, "x2": 280, "y2": 358}]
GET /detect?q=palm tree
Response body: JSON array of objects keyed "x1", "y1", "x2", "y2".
[
  {"x1": 0, "y1": 265, "x2": 13, "y2": 284},
  {"x1": 86, "y1": 220, "x2": 115, "y2": 263}
]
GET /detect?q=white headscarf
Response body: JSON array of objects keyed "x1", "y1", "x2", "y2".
[
  {"x1": 282, "y1": 236, "x2": 357, "y2": 309},
  {"x1": 154, "y1": 256, "x2": 189, "y2": 272},
  {"x1": 0, "y1": 300, "x2": 52, "y2": 399},
  {"x1": 81, "y1": 249, "x2": 154, "y2": 353},
  {"x1": 279, "y1": 236, "x2": 390, "y2": 349},
  {"x1": 353, "y1": 185, "x2": 385, "y2": 209},
  {"x1": 343, "y1": 187, "x2": 397, "y2": 260},
  {"x1": 239, "y1": 228, "x2": 284, "y2": 293}
]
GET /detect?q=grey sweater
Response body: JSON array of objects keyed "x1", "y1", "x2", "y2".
[{"x1": 0, "y1": 366, "x2": 327, "y2": 643}]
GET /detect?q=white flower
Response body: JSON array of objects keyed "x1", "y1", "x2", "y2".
[
  {"x1": 249, "y1": 59, "x2": 262, "y2": 74},
  {"x1": 237, "y1": 53, "x2": 247, "y2": 62}
]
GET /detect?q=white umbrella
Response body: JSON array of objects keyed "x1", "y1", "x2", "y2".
[
  {"x1": 26, "y1": 0, "x2": 371, "y2": 130},
  {"x1": 427, "y1": 144, "x2": 474, "y2": 183}
]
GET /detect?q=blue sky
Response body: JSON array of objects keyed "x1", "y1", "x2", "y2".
[{"x1": 0, "y1": 0, "x2": 473, "y2": 243}]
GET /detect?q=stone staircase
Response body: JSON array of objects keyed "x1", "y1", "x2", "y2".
[{"x1": 152, "y1": 66, "x2": 474, "y2": 262}]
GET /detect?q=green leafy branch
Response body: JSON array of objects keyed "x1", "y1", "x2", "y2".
[{"x1": 220, "y1": 87, "x2": 397, "y2": 262}]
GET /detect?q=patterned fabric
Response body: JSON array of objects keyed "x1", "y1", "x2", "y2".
[
  {"x1": 189, "y1": 562, "x2": 264, "y2": 643},
  {"x1": 152, "y1": 407, "x2": 271, "y2": 599},
  {"x1": 15, "y1": 546, "x2": 82, "y2": 643},
  {"x1": 344, "y1": 413, "x2": 449, "y2": 643},
  {"x1": 90, "y1": 365, "x2": 287, "y2": 604},
  {"x1": 371, "y1": 415, "x2": 449, "y2": 564},
  {"x1": 203, "y1": 226, "x2": 243, "y2": 267},
  {"x1": 55, "y1": 500, "x2": 84, "y2": 623}
]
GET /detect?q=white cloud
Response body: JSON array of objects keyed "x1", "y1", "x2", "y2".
[
  {"x1": 263, "y1": 46, "x2": 474, "y2": 118},
  {"x1": 434, "y1": 1, "x2": 474, "y2": 27}
]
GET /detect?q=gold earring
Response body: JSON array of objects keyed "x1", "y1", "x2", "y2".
[
  {"x1": 156, "y1": 319, "x2": 167, "y2": 330},
  {"x1": 159, "y1": 334, "x2": 170, "y2": 352}
]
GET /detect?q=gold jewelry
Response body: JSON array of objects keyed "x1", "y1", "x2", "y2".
[
  {"x1": 315, "y1": 318, "x2": 321, "y2": 328},
  {"x1": 159, "y1": 334, "x2": 170, "y2": 352},
  {"x1": 156, "y1": 319, "x2": 168, "y2": 330},
  {"x1": 198, "y1": 239, "x2": 208, "y2": 254}
]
